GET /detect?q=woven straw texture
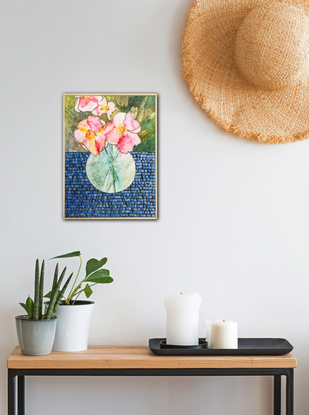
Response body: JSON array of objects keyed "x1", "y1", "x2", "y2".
[{"x1": 182, "y1": 0, "x2": 309, "y2": 143}]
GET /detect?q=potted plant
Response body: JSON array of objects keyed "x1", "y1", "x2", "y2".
[
  {"x1": 16, "y1": 259, "x2": 72, "y2": 355},
  {"x1": 46, "y1": 251, "x2": 113, "y2": 352}
]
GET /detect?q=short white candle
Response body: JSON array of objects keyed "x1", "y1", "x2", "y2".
[
  {"x1": 164, "y1": 292, "x2": 202, "y2": 346},
  {"x1": 211, "y1": 320, "x2": 238, "y2": 349}
]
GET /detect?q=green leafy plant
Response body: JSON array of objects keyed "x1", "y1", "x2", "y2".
[
  {"x1": 47, "y1": 251, "x2": 113, "y2": 304},
  {"x1": 20, "y1": 259, "x2": 73, "y2": 319}
]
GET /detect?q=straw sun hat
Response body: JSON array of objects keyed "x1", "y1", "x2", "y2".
[{"x1": 182, "y1": 0, "x2": 309, "y2": 143}]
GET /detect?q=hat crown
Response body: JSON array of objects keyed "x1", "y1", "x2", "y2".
[{"x1": 235, "y1": 3, "x2": 309, "y2": 90}]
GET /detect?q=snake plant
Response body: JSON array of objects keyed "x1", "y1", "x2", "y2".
[{"x1": 20, "y1": 259, "x2": 73, "y2": 320}]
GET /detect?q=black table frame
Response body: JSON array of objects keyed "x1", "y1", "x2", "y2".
[{"x1": 8, "y1": 367, "x2": 294, "y2": 415}]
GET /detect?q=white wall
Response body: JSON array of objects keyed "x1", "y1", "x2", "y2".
[{"x1": 1, "y1": 0, "x2": 309, "y2": 413}]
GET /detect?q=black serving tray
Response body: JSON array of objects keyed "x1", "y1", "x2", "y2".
[
  {"x1": 159, "y1": 338, "x2": 208, "y2": 349},
  {"x1": 149, "y1": 338, "x2": 293, "y2": 356}
]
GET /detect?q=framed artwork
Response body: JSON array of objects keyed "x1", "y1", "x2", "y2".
[{"x1": 63, "y1": 94, "x2": 157, "y2": 219}]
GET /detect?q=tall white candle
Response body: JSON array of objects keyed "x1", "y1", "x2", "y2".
[
  {"x1": 211, "y1": 320, "x2": 238, "y2": 349},
  {"x1": 164, "y1": 292, "x2": 202, "y2": 346}
]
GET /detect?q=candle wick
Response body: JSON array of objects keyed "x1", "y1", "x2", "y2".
[{"x1": 180, "y1": 292, "x2": 183, "y2": 295}]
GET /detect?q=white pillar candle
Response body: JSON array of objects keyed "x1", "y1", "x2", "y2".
[
  {"x1": 211, "y1": 320, "x2": 238, "y2": 349},
  {"x1": 164, "y1": 292, "x2": 202, "y2": 346}
]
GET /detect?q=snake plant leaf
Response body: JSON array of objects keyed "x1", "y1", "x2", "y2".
[
  {"x1": 52, "y1": 263, "x2": 59, "y2": 292},
  {"x1": 19, "y1": 303, "x2": 29, "y2": 316},
  {"x1": 44, "y1": 265, "x2": 69, "y2": 300},
  {"x1": 38, "y1": 260, "x2": 45, "y2": 318},
  {"x1": 84, "y1": 284, "x2": 93, "y2": 298},
  {"x1": 53, "y1": 272, "x2": 73, "y2": 314},
  {"x1": 45, "y1": 269, "x2": 71, "y2": 319},
  {"x1": 33, "y1": 259, "x2": 40, "y2": 320},
  {"x1": 51, "y1": 251, "x2": 81, "y2": 259},
  {"x1": 20, "y1": 296, "x2": 34, "y2": 319},
  {"x1": 44, "y1": 291, "x2": 52, "y2": 299},
  {"x1": 86, "y1": 258, "x2": 108, "y2": 277}
]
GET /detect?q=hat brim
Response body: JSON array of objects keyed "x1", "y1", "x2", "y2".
[{"x1": 182, "y1": 0, "x2": 309, "y2": 143}]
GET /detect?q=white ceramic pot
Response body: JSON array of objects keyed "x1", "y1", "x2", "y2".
[{"x1": 52, "y1": 300, "x2": 94, "y2": 352}]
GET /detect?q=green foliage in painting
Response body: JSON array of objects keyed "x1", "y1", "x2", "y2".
[{"x1": 137, "y1": 119, "x2": 156, "y2": 152}]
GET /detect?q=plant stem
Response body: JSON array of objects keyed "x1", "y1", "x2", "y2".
[
  {"x1": 71, "y1": 283, "x2": 97, "y2": 299},
  {"x1": 109, "y1": 147, "x2": 117, "y2": 193},
  {"x1": 67, "y1": 255, "x2": 82, "y2": 302},
  {"x1": 72, "y1": 282, "x2": 96, "y2": 304},
  {"x1": 72, "y1": 291, "x2": 81, "y2": 303}
]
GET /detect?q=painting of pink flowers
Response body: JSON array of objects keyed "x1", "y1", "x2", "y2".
[{"x1": 64, "y1": 93, "x2": 157, "y2": 219}]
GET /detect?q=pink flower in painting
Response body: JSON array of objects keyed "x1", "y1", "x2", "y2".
[
  {"x1": 74, "y1": 116, "x2": 110, "y2": 155},
  {"x1": 74, "y1": 96, "x2": 101, "y2": 112},
  {"x1": 105, "y1": 112, "x2": 141, "y2": 153},
  {"x1": 92, "y1": 98, "x2": 117, "y2": 120},
  {"x1": 86, "y1": 115, "x2": 102, "y2": 131},
  {"x1": 117, "y1": 133, "x2": 141, "y2": 154}
]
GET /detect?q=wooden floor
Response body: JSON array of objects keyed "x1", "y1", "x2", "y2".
[{"x1": 7, "y1": 346, "x2": 297, "y2": 370}]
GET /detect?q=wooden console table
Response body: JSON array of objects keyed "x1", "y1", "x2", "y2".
[{"x1": 7, "y1": 345, "x2": 297, "y2": 415}]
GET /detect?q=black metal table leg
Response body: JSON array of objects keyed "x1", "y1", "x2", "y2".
[
  {"x1": 286, "y1": 369, "x2": 294, "y2": 415},
  {"x1": 18, "y1": 376, "x2": 25, "y2": 415},
  {"x1": 7, "y1": 366, "x2": 295, "y2": 415},
  {"x1": 8, "y1": 370, "x2": 16, "y2": 415},
  {"x1": 274, "y1": 375, "x2": 281, "y2": 415}
]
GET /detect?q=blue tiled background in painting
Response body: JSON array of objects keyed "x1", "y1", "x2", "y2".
[{"x1": 65, "y1": 152, "x2": 156, "y2": 218}]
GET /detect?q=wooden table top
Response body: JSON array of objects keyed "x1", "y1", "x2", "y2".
[{"x1": 7, "y1": 346, "x2": 297, "y2": 370}]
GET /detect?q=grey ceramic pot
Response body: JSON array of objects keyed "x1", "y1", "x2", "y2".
[{"x1": 15, "y1": 315, "x2": 57, "y2": 355}]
